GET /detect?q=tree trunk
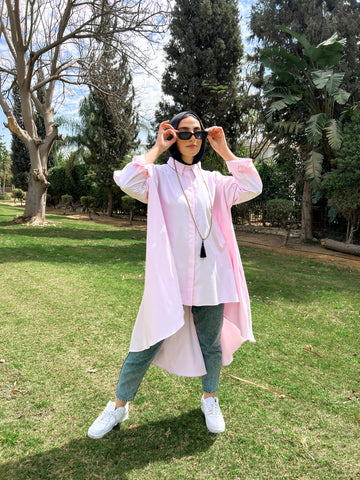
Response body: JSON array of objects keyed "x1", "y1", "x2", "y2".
[
  {"x1": 2, "y1": 164, "x2": 5, "y2": 194},
  {"x1": 107, "y1": 188, "x2": 113, "y2": 217},
  {"x1": 22, "y1": 147, "x2": 50, "y2": 224},
  {"x1": 321, "y1": 238, "x2": 360, "y2": 256},
  {"x1": 300, "y1": 180, "x2": 313, "y2": 241}
]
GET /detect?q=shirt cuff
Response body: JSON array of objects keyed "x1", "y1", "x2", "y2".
[
  {"x1": 226, "y1": 157, "x2": 254, "y2": 173},
  {"x1": 132, "y1": 155, "x2": 153, "y2": 175}
]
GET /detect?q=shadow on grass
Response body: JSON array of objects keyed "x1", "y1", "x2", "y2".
[
  {"x1": 1, "y1": 409, "x2": 216, "y2": 480},
  {"x1": 0, "y1": 223, "x2": 147, "y2": 266},
  {"x1": 0, "y1": 224, "x2": 146, "y2": 241},
  {"x1": 0, "y1": 244, "x2": 146, "y2": 266}
]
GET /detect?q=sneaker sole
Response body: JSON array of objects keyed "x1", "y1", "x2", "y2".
[{"x1": 87, "y1": 411, "x2": 129, "y2": 440}]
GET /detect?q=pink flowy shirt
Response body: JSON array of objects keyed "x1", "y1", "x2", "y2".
[{"x1": 114, "y1": 155, "x2": 262, "y2": 377}]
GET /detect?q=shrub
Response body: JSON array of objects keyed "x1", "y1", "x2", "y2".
[
  {"x1": 80, "y1": 196, "x2": 96, "y2": 218},
  {"x1": 61, "y1": 194, "x2": 73, "y2": 214},
  {"x1": 80, "y1": 196, "x2": 95, "y2": 210},
  {"x1": 266, "y1": 199, "x2": 293, "y2": 228},
  {"x1": 12, "y1": 188, "x2": 25, "y2": 205},
  {"x1": 231, "y1": 203, "x2": 250, "y2": 225},
  {"x1": 0, "y1": 193, "x2": 11, "y2": 200}
]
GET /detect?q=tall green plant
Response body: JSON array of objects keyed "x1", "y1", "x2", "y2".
[
  {"x1": 250, "y1": 0, "x2": 360, "y2": 102},
  {"x1": 323, "y1": 108, "x2": 360, "y2": 243},
  {"x1": 76, "y1": 48, "x2": 139, "y2": 216},
  {"x1": 156, "y1": 0, "x2": 244, "y2": 150},
  {"x1": 260, "y1": 28, "x2": 351, "y2": 240},
  {"x1": 0, "y1": 137, "x2": 11, "y2": 194},
  {"x1": 261, "y1": 28, "x2": 350, "y2": 185}
]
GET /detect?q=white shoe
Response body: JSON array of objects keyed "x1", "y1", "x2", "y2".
[
  {"x1": 87, "y1": 401, "x2": 129, "y2": 439},
  {"x1": 201, "y1": 395, "x2": 225, "y2": 434}
]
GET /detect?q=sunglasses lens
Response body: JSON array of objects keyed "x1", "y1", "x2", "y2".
[
  {"x1": 176, "y1": 131, "x2": 208, "y2": 140},
  {"x1": 194, "y1": 131, "x2": 208, "y2": 139},
  {"x1": 176, "y1": 132, "x2": 192, "y2": 140}
]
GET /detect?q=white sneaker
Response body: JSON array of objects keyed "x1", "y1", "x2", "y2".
[
  {"x1": 201, "y1": 395, "x2": 225, "y2": 434},
  {"x1": 87, "y1": 401, "x2": 129, "y2": 439}
]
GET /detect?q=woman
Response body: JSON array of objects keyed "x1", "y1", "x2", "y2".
[{"x1": 87, "y1": 111, "x2": 262, "y2": 439}]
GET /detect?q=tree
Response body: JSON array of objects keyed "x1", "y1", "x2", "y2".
[
  {"x1": 76, "y1": 48, "x2": 139, "y2": 216},
  {"x1": 323, "y1": 108, "x2": 360, "y2": 244},
  {"x1": 156, "y1": 0, "x2": 244, "y2": 150},
  {"x1": 260, "y1": 28, "x2": 350, "y2": 240},
  {"x1": 0, "y1": 0, "x2": 169, "y2": 224},
  {"x1": 250, "y1": 0, "x2": 360, "y2": 240},
  {"x1": 250, "y1": 0, "x2": 360, "y2": 102},
  {"x1": 0, "y1": 137, "x2": 11, "y2": 195},
  {"x1": 10, "y1": 86, "x2": 31, "y2": 191}
]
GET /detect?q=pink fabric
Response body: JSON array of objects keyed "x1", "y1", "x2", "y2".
[{"x1": 114, "y1": 156, "x2": 262, "y2": 376}]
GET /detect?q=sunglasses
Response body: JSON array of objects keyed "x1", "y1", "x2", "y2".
[{"x1": 176, "y1": 130, "x2": 208, "y2": 140}]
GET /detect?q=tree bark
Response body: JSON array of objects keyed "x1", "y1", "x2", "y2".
[
  {"x1": 321, "y1": 238, "x2": 360, "y2": 256},
  {"x1": 107, "y1": 188, "x2": 113, "y2": 217},
  {"x1": 301, "y1": 180, "x2": 313, "y2": 241},
  {"x1": 21, "y1": 142, "x2": 50, "y2": 223}
]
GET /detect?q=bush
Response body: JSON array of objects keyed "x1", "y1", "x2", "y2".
[
  {"x1": 61, "y1": 194, "x2": 73, "y2": 214},
  {"x1": 80, "y1": 196, "x2": 96, "y2": 219},
  {"x1": 48, "y1": 164, "x2": 93, "y2": 202},
  {"x1": 80, "y1": 196, "x2": 95, "y2": 210},
  {"x1": 266, "y1": 199, "x2": 293, "y2": 228},
  {"x1": 12, "y1": 188, "x2": 25, "y2": 205},
  {"x1": 231, "y1": 203, "x2": 250, "y2": 225},
  {"x1": 0, "y1": 193, "x2": 11, "y2": 200}
]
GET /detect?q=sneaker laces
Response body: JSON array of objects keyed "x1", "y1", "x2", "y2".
[
  {"x1": 98, "y1": 406, "x2": 115, "y2": 424},
  {"x1": 205, "y1": 398, "x2": 220, "y2": 416}
]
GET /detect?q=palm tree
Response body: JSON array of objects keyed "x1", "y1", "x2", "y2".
[{"x1": 260, "y1": 27, "x2": 351, "y2": 240}]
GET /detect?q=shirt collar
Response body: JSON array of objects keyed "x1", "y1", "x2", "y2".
[{"x1": 168, "y1": 157, "x2": 201, "y2": 177}]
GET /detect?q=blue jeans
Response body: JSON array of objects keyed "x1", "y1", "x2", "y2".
[{"x1": 115, "y1": 304, "x2": 224, "y2": 402}]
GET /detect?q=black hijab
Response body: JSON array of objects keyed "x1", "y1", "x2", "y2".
[{"x1": 169, "y1": 111, "x2": 206, "y2": 165}]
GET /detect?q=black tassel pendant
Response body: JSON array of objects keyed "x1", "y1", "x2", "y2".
[{"x1": 200, "y1": 240, "x2": 207, "y2": 258}]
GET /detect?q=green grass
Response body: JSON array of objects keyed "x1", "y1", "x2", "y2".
[{"x1": 0, "y1": 202, "x2": 359, "y2": 480}]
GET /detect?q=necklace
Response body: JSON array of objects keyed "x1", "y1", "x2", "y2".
[{"x1": 174, "y1": 159, "x2": 213, "y2": 258}]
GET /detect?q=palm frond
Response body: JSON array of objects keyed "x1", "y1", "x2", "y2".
[
  {"x1": 274, "y1": 121, "x2": 304, "y2": 135},
  {"x1": 311, "y1": 70, "x2": 334, "y2": 89},
  {"x1": 314, "y1": 34, "x2": 346, "y2": 68},
  {"x1": 260, "y1": 47, "x2": 307, "y2": 73},
  {"x1": 325, "y1": 119, "x2": 342, "y2": 151},
  {"x1": 325, "y1": 73, "x2": 345, "y2": 95},
  {"x1": 305, "y1": 150, "x2": 323, "y2": 184},
  {"x1": 318, "y1": 33, "x2": 345, "y2": 48},
  {"x1": 266, "y1": 94, "x2": 302, "y2": 122},
  {"x1": 305, "y1": 113, "x2": 328, "y2": 145},
  {"x1": 334, "y1": 88, "x2": 351, "y2": 105}
]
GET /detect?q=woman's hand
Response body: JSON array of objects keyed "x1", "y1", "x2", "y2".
[
  {"x1": 144, "y1": 121, "x2": 177, "y2": 164},
  {"x1": 206, "y1": 126, "x2": 236, "y2": 162}
]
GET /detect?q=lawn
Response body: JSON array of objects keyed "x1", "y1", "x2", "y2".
[{"x1": 0, "y1": 202, "x2": 359, "y2": 480}]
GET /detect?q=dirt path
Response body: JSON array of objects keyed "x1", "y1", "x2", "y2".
[
  {"x1": 234, "y1": 229, "x2": 360, "y2": 271},
  {"x1": 52, "y1": 209, "x2": 360, "y2": 271}
]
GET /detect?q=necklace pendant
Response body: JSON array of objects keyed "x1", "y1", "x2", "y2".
[{"x1": 200, "y1": 240, "x2": 207, "y2": 258}]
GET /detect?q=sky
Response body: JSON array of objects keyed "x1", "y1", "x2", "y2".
[{"x1": 0, "y1": 0, "x2": 255, "y2": 150}]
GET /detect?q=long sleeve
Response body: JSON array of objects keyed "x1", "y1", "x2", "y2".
[
  {"x1": 113, "y1": 155, "x2": 152, "y2": 204},
  {"x1": 219, "y1": 158, "x2": 262, "y2": 207}
]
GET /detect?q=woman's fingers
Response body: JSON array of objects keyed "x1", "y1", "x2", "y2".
[
  {"x1": 158, "y1": 121, "x2": 177, "y2": 145},
  {"x1": 206, "y1": 126, "x2": 224, "y2": 138}
]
